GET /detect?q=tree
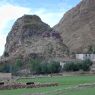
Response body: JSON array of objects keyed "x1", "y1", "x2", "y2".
[
  {"x1": 51, "y1": 61, "x2": 61, "y2": 73},
  {"x1": 47, "y1": 61, "x2": 61, "y2": 73},
  {"x1": 40, "y1": 63, "x2": 48, "y2": 74},
  {"x1": 63, "y1": 59, "x2": 93, "y2": 72},
  {"x1": 29, "y1": 59, "x2": 61, "y2": 74},
  {"x1": 81, "y1": 59, "x2": 93, "y2": 71},
  {"x1": 63, "y1": 62, "x2": 79, "y2": 71},
  {"x1": 0, "y1": 64, "x2": 11, "y2": 73},
  {"x1": 15, "y1": 59, "x2": 23, "y2": 71},
  {"x1": 29, "y1": 59, "x2": 42, "y2": 74}
]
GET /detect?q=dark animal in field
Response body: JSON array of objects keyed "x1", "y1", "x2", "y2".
[
  {"x1": 0, "y1": 82, "x2": 4, "y2": 85},
  {"x1": 26, "y1": 82, "x2": 35, "y2": 85}
]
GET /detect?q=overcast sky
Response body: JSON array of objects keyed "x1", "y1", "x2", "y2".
[{"x1": 0, "y1": 0, "x2": 81, "y2": 56}]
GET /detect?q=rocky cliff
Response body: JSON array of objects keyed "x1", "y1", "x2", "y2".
[
  {"x1": 1, "y1": 15, "x2": 68, "y2": 63},
  {"x1": 54, "y1": 0, "x2": 95, "y2": 53}
]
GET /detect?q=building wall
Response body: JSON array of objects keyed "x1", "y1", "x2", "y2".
[
  {"x1": 76, "y1": 54, "x2": 84, "y2": 60},
  {"x1": 76, "y1": 54, "x2": 95, "y2": 61}
]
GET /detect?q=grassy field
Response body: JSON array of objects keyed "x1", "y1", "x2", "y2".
[{"x1": 0, "y1": 75, "x2": 95, "y2": 95}]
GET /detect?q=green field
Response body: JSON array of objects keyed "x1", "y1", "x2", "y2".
[{"x1": 0, "y1": 75, "x2": 95, "y2": 95}]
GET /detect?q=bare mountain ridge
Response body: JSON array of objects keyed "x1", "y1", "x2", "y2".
[
  {"x1": 1, "y1": 0, "x2": 95, "y2": 64},
  {"x1": 54, "y1": 0, "x2": 95, "y2": 53},
  {"x1": 0, "y1": 15, "x2": 68, "y2": 64}
]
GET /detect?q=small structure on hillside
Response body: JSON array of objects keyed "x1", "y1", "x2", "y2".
[
  {"x1": 0, "y1": 73, "x2": 12, "y2": 81},
  {"x1": 76, "y1": 54, "x2": 95, "y2": 61}
]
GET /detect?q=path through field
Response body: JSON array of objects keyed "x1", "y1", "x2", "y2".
[{"x1": 43, "y1": 83, "x2": 95, "y2": 95}]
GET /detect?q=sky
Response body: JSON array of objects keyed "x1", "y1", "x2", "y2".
[{"x1": 0, "y1": 0, "x2": 81, "y2": 56}]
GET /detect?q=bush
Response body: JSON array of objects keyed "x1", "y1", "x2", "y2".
[
  {"x1": 29, "y1": 59, "x2": 42, "y2": 74},
  {"x1": 40, "y1": 63, "x2": 48, "y2": 74},
  {"x1": 63, "y1": 62, "x2": 79, "y2": 71},
  {"x1": 81, "y1": 59, "x2": 93, "y2": 71},
  {"x1": 29, "y1": 59, "x2": 61, "y2": 74},
  {"x1": 47, "y1": 61, "x2": 61, "y2": 74},
  {"x1": 0, "y1": 64, "x2": 11, "y2": 73},
  {"x1": 15, "y1": 59, "x2": 23, "y2": 68},
  {"x1": 45, "y1": 61, "x2": 61, "y2": 74},
  {"x1": 63, "y1": 59, "x2": 93, "y2": 72}
]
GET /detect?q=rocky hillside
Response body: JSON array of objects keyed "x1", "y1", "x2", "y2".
[
  {"x1": 1, "y1": 15, "x2": 69, "y2": 63},
  {"x1": 54, "y1": 0, "x2": 95, "y2": 53}
]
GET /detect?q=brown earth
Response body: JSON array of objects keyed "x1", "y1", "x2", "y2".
[{"x1": 54, "y1": 0, "x2": 95, "y2": 53}]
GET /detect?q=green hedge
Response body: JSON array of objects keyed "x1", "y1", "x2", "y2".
[{"x1": 63, "y1": 59, "x2": 93, "y2": 71}]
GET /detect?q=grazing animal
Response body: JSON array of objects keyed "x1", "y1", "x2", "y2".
[
  {"x1": 0, "y1": 82, "x2": 4, "y2": 85},
  {"x1": 26, "y1": 82, "x2": 35, "y2": 85}
]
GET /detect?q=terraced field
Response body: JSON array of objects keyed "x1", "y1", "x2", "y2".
[{"x1": 0, "y1": 75, "x2": 95, "y2": 95}]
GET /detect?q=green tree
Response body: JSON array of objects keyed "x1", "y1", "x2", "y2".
[
  {"x1": 47, "y1": 61, "x2": 61, "y2": 73},
  {"x1": 15, "y1": 59, "x2": 22, "y2": 69},
  {"x1": 63, "y1": 59, "x2": 93, "y2": 72},
  {"x1": 81, "y1": 59, "x2": 93, "y2": 71},
  {"x1": 30, "y1": 59, "x2": 61, "y2": 74},
  {"x1": 0, "y1": 64, "x2": 11, "y2": 73},
  {"x1": 40, "y1": 63, "x2": 48, "y2": 74},
  {"x1": 29, "y1": 59, "x2": 42, "y2": 74}
]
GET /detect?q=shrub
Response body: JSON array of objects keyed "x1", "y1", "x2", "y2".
[
  {"x1": 81, "y1": 59, "x2": 93, "y2": 71},
  {"x1": 0, "y1": 64, "x2": 11, "y2": 73},
  {"x1": 45, "y1": 61, "x2": 61, "y2": 74},
  {"x1": 29, "y1": 59, "x2": 61, "y2": 74},
  {"x1": 40, "y1": 63, "x2": 48, "y2": 74},
  {"x1": 15, "y1": 59, "x2": 23, "y2": 69},
  {"x1": 63, "y1": 59, "x2": 93, "y2": 72},
  {"x1": 63, "y1": 62, "x2": 79, "y2": 71},
  {"x1": 29, "y1": 59, "x2": 42, "y2": 74}
]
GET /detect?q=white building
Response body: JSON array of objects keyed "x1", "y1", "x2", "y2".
[{"x1": 76, "y1": 54, "x2": 95, "y2": 61}]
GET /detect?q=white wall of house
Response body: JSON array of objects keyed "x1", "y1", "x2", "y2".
[
  {"x1": 76, "y1": 54, "x2": 84, "y2": 60},
  {"x1": 76, "y1": 54, "x2": 95, "y2": 61}
]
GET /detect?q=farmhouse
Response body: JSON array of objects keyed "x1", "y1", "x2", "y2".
[{"x1": 76, "y1": 54, "x2": 95, "y2": 61}]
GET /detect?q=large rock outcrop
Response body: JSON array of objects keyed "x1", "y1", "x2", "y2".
[
  {"x1": 54, "y1": 0, "x2": 95, "y2": 53},
  {"x1": 1, "y1": 15, "x2": 68, "y2": 63}
]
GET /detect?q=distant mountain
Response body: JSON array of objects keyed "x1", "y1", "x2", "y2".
[
  {"x1": 54, "y1": 0, "x2": 95, "y2": 53},
  {"x1": 1, "y1": 0, "x2": 95, "y2": 64},
  {"x1": 0, "y1": 15, "x2": 68, "y2": 64}
]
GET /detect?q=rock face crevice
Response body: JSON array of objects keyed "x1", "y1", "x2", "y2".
[
  {"x1": 54, "y1": 0, "x2": 95, "y2": 53},
  {"x1": 1, "y1": 15, "x2": 69, "y2": 63}
]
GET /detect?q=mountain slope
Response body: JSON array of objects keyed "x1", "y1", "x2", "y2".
[
  {"x1": 54, "y1": 0, "x2": 95, "y2": 53},
  {"x1": 1, "y1": 15, "x2": 69, "y2": 64}
]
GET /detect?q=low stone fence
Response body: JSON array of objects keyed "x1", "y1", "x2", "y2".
[
  {"x1": 0, "y1": 73, "x2": 12, "y2": 80},
  {"x1": 0, "y1": 82, "x2": 58, "y2": 90}
]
